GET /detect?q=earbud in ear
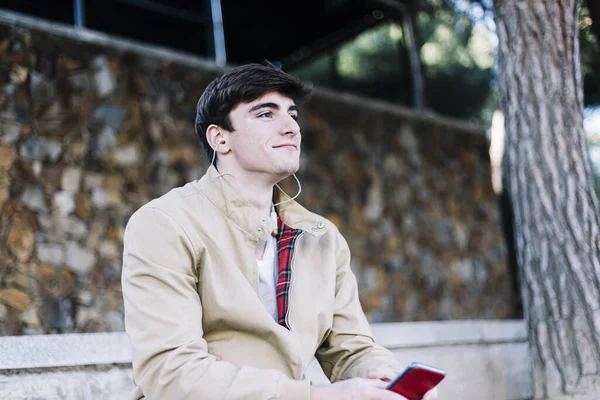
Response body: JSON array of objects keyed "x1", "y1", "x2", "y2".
[{"x1": 219, "y1": 139, "x2": 226, "y2": 145}]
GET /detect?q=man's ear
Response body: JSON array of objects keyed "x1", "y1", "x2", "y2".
[{"x1": 206, "y1": 124, "x2": 230, "y2": 153}]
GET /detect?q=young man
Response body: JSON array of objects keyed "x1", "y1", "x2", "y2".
[{"x1": 122, "y1": 63, "x2": 439, "y2": 399}]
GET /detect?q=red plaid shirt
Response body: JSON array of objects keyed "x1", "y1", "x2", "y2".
[{"x1": 275, "y1": 216, "x2": 303, "y2": 329}]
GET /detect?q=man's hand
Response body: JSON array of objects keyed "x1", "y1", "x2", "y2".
[
  {"x1": 310, "y1": 378, "x2": 408, "y2": 400},
  {"x1": 367, "y1": 367, "x2": 439, "y2": 400},
  {"x1": 367, "y1": 366, "x2": 397, "y2": 382}
]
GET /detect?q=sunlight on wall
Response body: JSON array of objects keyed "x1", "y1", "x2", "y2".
[
  {"x1": 585, "y1": 107, "x2": 600, "y2": 183},
  {"x1": 490, "y1": 106, "x2": 600, "y2": 196},
  {"x1": 489, "y1": 110, "x2": 505, "y2": 194}
]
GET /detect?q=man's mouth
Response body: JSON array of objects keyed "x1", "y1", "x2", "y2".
[{"x1": 273, "y1": 144, "x2": 298, "y2": 150}]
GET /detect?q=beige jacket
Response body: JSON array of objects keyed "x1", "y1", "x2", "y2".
[{"x1": 122, "y1": 166, "x2": 403, "y2": 399}]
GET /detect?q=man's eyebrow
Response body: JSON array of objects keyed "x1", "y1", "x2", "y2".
[
  {"x1": 248, "y1": 102, "x2": 279, "y2": 113},
  {"x1": 247, "y1": 102, "x2": 299, "y2": 113}
]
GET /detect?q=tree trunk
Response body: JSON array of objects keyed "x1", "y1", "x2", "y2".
[
  {"x1": 494, "y1": 1, "x2": 600, "y2": 399},
  {"x1": 375, "y1": 0, "x2": 425, "y2": 109},
  {"x1": 400, "y1": 5, "x2": 425, "y2": 110}
]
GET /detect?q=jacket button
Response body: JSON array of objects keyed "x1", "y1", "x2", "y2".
[
  {"x1": 257, "y1": 228, "x2": 262, "y2": 232},
  {"x1": 317, "y1": 221, "x2": 325, "y2": 229}
]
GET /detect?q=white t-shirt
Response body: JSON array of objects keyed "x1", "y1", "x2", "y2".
[{"x1": 256, "y1": 210, "x2": 278, "y2": 321}]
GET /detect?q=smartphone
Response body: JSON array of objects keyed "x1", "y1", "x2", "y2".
[{"x1": 386, "y1": 362, "x2": 446, "y2": 400}]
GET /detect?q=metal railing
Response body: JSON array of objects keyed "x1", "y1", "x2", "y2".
[{"x1": 71, "y1": 0, "x2": 226, "y2": 65}]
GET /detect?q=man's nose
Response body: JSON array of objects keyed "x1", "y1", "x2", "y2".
[{"x1": 283, "y1": 115, "x2": 300, "y2": 135}]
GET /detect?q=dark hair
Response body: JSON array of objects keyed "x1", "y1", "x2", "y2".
[{"x1": 195, "y1": 62, "x2": 313, "y2": 161}]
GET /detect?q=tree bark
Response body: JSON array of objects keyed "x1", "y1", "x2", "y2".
[{"x1": 494, "y1": 0, "x2": 600, "y2": 399}]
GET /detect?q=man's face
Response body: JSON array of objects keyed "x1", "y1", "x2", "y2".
[{"x1": 224, "y1": 92, "x2": 301, "y2": 180}]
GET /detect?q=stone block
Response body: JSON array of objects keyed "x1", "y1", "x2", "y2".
[
  {"x1": 94, "y1": 125, "x2": 118, "y2": 152},
  {"x1": 21, "y1": 305, "x2": 40, "y2": 328},
  {"x1": 19, "y1": 137, "x2": 45, "y2": 161},
  {"x1": 67, "y1": 140, "x2": 88, "y2": 162},
  {"x1": 0, "y1": 288, "x2": 31, "y2": 312},
  {"x1": 84, "y1": 173, "x2": 104, "y2": 190},
  {"x1": 92, "y1": 56, "x2": 116, "y2": 98},
  {"x1": 64, "y1": 241, "x2": 96, "y2": 275},
  {"x1": 61, "y1": 167, "x2": 82, "y2": 193},
  {"x1": 61, "y1": 217, "x2": 88, "y2": 240},
  {"x1": 98, "y1": 241, "x2": 119, "y2": 259},
  {"x1": 104, "y1": 175, "x2": 124, "y2": 193},
  {"x1": 91, "y1": 188, "x2": 111, "y2": 209},
  {"x1": 0, "y1": 123, "x2": 21, "y2": 144},
  {"x1": 92, "y1": 104, "x2": 128, "y2": 131},
  {"x1": 74, "y1": 192, "x2": 90, "y2": 220},
  {"x1": 39, "y1": 298, "x2": 74, "y2": 332},
  {"x1": 5, "y1": 263, "x2": 30, "y2": 290},
  {"x1": 0, "y1": 145, "x2": 15, "y2": 169},
  {"x1": 397, "y1": 124, "x2": 419, "y2": 152},
  {"x1": 19, "y1": 136, "x2": 63, "y2": 163},
  {"x1": 30, "y1": 71, "x2": 55, "y2": 105},
  {"x1": 7, "y1": 217, "x2": 35, "y2": 262},
  {"x1": 37, "y1": 243, "x2": 65, "y2": 266},
  {"x1": 113, "y1": 143, "x2": 142, "y2": 167},
  {"x1": 37, "y1": 265, "x2": 75, "y2": 299},
  {"x1": 78, "y1": 290, "x2": 93, "y2": 307},
  {"x1": 68, "y1": 70, "x2": 93, "y2": 92},
  {"x1": 105, "y1": 311, "x2": 124, "y2": 332},
  {"x1": 86, "y1": 221, "x2": 106, "y2": 248},
  {"x1": 40, "y1": 165, "x2": 63, "y2": 190},
  {"x1": 53, "y1": 191, "x2": 76, "y2": 216}
]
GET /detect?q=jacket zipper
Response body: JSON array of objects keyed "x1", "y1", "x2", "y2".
[
  {"x1": 285, "y1": 230, "x2": 306, "y2": 380},
  {"x1": 284, "y1": 231, "x2": 304, "y2": 331}
]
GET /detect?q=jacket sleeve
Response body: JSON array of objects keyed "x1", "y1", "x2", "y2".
[
  {"x1": 315, "y1": 228, "x2": 404, "y2": 382},
  {"x1": 121, "y1": 206, "x2": 311, "y2": 400}
]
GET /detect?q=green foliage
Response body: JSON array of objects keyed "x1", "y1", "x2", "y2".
[
  {"x1": 417, "y1": 0, "x2": 496, "y2": 123},
  {"x1": 292, "y1": 23, "x2": 413, "y2": 105},
  {"x1": 290, "y1": 0, "x2": 599, "y2": 127}
]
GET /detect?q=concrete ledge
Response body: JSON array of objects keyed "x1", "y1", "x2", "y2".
[
  {"x1": 372, "y1": 319, "x2": 527, "y2": 348},
  {"x1": 0, "y1": 320, "x2": 532, "y2": 399},
  {"x1": 387, "y1": 340, "x2": 532, "y2": 400},
  {"x1": 0, "y1": 320, "x2": 526, "y2": 371},
  {"x1": 0, "y1": 332, "x2": 131, "y2": 370},
  {"x1": 0, "y1": 366, "x2": 133, "y2": 400},
  {"x1": 308, "y1": 320, "x2": 531, "y2": 400}
]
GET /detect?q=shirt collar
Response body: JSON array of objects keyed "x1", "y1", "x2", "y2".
[{"x1": 197, "y1": 165, "x2": 328, "y2": 240}]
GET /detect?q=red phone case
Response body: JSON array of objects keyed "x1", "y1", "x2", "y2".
[{"x1": 386, "y1": 362, "x2": 446, "y2": 400}]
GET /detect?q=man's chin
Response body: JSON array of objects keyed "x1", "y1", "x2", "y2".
[
  {"x1": 273, "y1": 164, "x2": 300, "y2": 182},
  {"x1": 275, "y1": 171, "x2": 295, "y2": 182},
  {"x1": 277, "y1": 161, "x2": 299, "y2": 175}
]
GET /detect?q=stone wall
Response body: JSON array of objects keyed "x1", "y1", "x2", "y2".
[
  {"x1": 298, "y1": 91, "x2": 519, "y2": 322},
  {"x1": 0, "y1": 14, "x2": 520, "y2": 335}
]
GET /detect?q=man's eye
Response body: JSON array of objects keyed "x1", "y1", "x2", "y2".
[
  {"x1": 290, "y1": 114, "x2": 298, "y2": 121},
  {"x1": 258, "y1": 112, "x2": 273, "y2": 118}
]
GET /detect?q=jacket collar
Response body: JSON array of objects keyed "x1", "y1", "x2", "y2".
[{"x1": 197, "y1": 166, "x2": 328, "y2": 241}]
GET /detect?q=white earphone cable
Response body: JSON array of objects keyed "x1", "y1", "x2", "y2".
[{"x1": 208, "y1": 137, "x2": 302, "y2": 219}]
